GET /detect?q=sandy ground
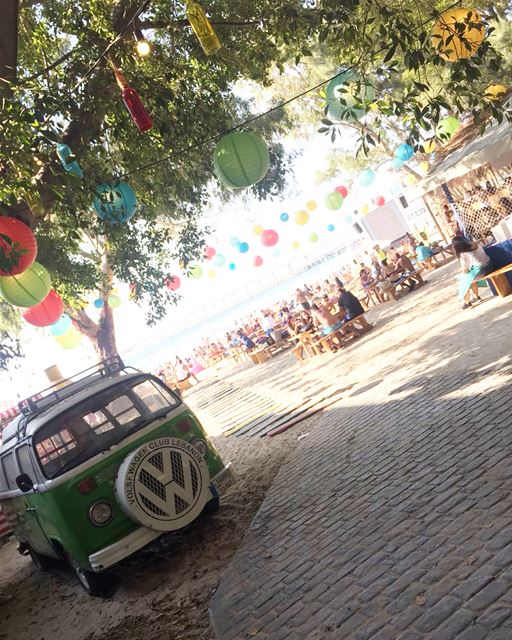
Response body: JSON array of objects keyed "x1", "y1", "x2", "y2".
[
  {"x1": 2, "y1": 259, "x2": 512, "y2": 639},
  {"x1": 0, "y1": 431, "x2": 300, "y2": 640}
]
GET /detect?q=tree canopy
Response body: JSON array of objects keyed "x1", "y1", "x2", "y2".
[{"x1": 0, "y1": 0, "x2": 510, "y2": 359}]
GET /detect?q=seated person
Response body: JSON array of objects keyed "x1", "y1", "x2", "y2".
[
  {"x1": 297, "y1": 309, "x2": 313, "y2": 332},
  {"x1": 310, "y1": 303, "x2": 346, "y2": 349},
  {"x1": 237, "y1": 331, "x2": 255, "y2": 351},
  {"x1": 337, "y1": 287, "x2": 372, "y2": 331},
  {"x1": 394, "y1": 253, "x2": 424, "y2": 284},
  {"x1": 415, "y1": 242, "x2": 436, "y2": 265}
]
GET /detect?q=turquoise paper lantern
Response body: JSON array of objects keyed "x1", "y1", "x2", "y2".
[
  {"x1": 359, "y1": 169, "x2": 376, "y2": 187},
  {"x1": 344, "y1": 214, "x2": 353, "y2": 225},
  {"x1": 213, "y1": 131, "x2": 270, "y2": 189},
  {"x1": 327, "y1": 224, "x2": 335, "y2": 232},
  {"x1": 325, "y1": 191, "x2": 344, "y2": 210},
  {"x1": 391, "y1": 157, "x2": 404, "y2": 170},
  {"x1": 325, "y1": 69, "x2": 375, "y2": 122},
  {"x1": 395, "y1": 143, "x2": 414, "y2": 162},
  {"x1": 213, "y1": 254, "x2": 226, "y2": 267},
  {"x1": 273, "y1": 248, "x2": 281, "y2": 257},
  {"x1": 93, "y1": 298, "x2": 104, "y2": 308},
  {"x1": 238, "y1": 242, "x2": 249, "y2": 253},
  {"x1": 93, "y1": 181, "x2": 137, "y2": 223},
  {"x1": 229, "y1": 236, "x2": 240, "y2": 247},
  {"x1": 280, "y1": 213, "x2": 289, "y2": 222},
  {"x1": 228, "y1": 263, "x2": 236, "y2": 271},
  {"x1": 50, "y1": 314, "x2": 72, "y2": 337}
]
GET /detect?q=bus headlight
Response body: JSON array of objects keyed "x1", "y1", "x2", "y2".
[{"x1": 89, "y1": 501, "x2": 113, "y2": 526}]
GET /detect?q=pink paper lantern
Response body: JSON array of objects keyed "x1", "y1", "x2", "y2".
[
  {"x1": 374, "y1": 195, "x2": 386, "y2": 207},
  {"x1": 335, "y1": 185, "x2": 348, "y2": 198},
  {"x1": 21, "y1": 289, "x2": 64, "y2": 327},
  {"x1": 254, "y1": 256, "x2": 263, "y2": 267},
  {"x1": 165, "y1": 275, "x2": 181, "y2": 291},
  {"x1": 204, "y1": 246, "x2": 216, "y2": 260},
  {"x1": 261, "y1": 229, "x2": 279, "y2": 247}
]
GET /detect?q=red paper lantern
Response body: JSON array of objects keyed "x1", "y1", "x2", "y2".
[
  {"x1": 335, "y1": 185, "x2": 348, "y2": 198},
  {"x1": 254, "y1": 256, "x2": 263, "y2": 267},
  {"x1": 374, "y1": 195, "x2": 386, "y2": 206},
  {"x1": 261, "y1": 229, "x2": 279, "y2": 247},
  {"x1": 0, "y1": 216, "x2": 37, "y2": 276},
  {"x1": 21, "y1": 289, "x2": 63, "y2": 327},
  {"x1": 204, "y1": 246, "x2": 216, "y2": 260},
  {"x1": 165, "y1": 275, "x2": 181, "y2": 291}
]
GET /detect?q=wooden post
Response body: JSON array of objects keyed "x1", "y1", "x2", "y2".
[{"x1": 423, "y1": 194, "x2": 450, "y2": 244}]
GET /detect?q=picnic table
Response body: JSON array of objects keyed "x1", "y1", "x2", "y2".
[{"x1": 484, "y1": 239, "x2": 512, "y2": 296}]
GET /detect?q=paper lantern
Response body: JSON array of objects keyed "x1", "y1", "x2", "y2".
[
  {"x1": 422, "y1": 139, "x2": 437, "y2": 154},
  {"x1": 325, "y1": 191, "x2": 344, "y2": 210},
  {"x1": 108, "y1": 294, "x2": 122, "y2": 308},
  {"x1": 295, "y1": 210, "x2": 309, "y2": 225},
  {"x1": 238, "y1": 242, "x2": 249, "y2": 253},
  {"x1": 204, "y1": 246, "x2": 216, "y2": 260},
  {"x1": 432, "y1": 8, "x2": 484, "y2": 62},
  {"x1": 436, "y1": 116, "x2": 460, "y2": 140},
  {"x1": 335, "y1": 185, "x2": 348, "y2": 198},
  {"x1": 280, "y1": 213, "x2": 289, "y2": 222},
  {"x1": 309, "y1": 233, "x2": 319, "y2": 243},
  {"x1": 391, "y1": 182, "x2": 402, "y2": 196},
  {"x1": 55, "y1": 328, "x2": 82, "y2": 349},
  {"x1": 165, "y1": 275, "x2": 181, "y2": 291},
  {"x1": 306, "y1": 200, "x2": 317, "y2": 212},
  {"x1": 359, "y1": 169, "x2": 376, "y2": 187},
  {"x1": 0, "y1": 217, "x2": 37, "y2": 276},
  {"x1": 228, "y1": 262, "x2": 236, "y2": 271},
  {"x1": 254, "y1": 256, "x2": 263, "y2": 267},
  {"x1": 485, "y1": 84, "x2": 507, "y2": 101},
  {"x1": 361, "y1": 204, "x2": 370, "y2": 215},
  {"x1": 93, "y1": 181, "x2": 137, "y2": 223},
  {"x1": 391, "y1": 157, "x2": 404, "y2": 170},
  {"x1": 22, "y1": 289, "x2": 63, "y2": 327},
  {"x1": 344, "y1": 214, "x2": 353, "y2": 225},
  {"x1": 208, "y1": 269, "x2": 216, "y2": 278},
  {"x1": 374, "y1": 195, "x2": 385, "y2": 207},
  {"x1": 56, "y1": 143, "x2": 84, "y2": 178},
  {"x1": 327, "y1": 224, "x2": 335, "y2": 232},
  {"x1": 292, "y1": 241, "x2": 300, "y2": 250},
  {"x1": 419, "y1": 162, "x2": 430, "y2": 173},
  {"x1": 395, "y1": 143, "x2": 414, "y2": 162},
  {"x1": 50, "y1": 314, "x2": 72, "y2": 336},
  {"x1": 261, "y1": 229, "x2": 279, "y2": 247},
  {"x1": 93, "y1": 298, "x2": 104, "y2": 308},
  {"x1": 229, "y1": 236, "x2": 240, "y2": 247},
  {"x1": 213, "y1": 131, "x2": 270, "y2": 189},
  {"x1": 0, "y1": 262, "x2": 51, "y2": 307},
  {"x1": 189, "y1": 265, "x2": 203, "y2": 279},
  {"x1": 213, "y1": 254, "x2": 226, "y2": 267},
  {"x1": 253, "y1": 225, "x2": 263, "y2": 235},
  {"x1": 405, "y1": 174, "x2": 417, "y2": 186},
  {"x1": 325, "y1": 70, "x2": 375, "y2": 122},
  {"x1": 273, "y1": 248, "x2": 280, "y2": 257}
]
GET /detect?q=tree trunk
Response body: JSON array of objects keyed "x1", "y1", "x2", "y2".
[{"x1": 72, "y1": 306, "x2": 119, "y2": 362}]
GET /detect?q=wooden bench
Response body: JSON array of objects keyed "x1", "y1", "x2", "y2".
[
  {"x1": 484, "y1": 263, "x2": 512, "y2": 297},
  {"x1": 249, "y1": 347, "x2": 272, "y2": 364}
]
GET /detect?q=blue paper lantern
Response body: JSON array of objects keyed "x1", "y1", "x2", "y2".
[
  {"x1": 359, "y1": 169, "x2": 376, "y2": 187},
  {"x1": 50, "y1": 314, "x2": 72, "y2": 337},
  {"x1": 395, "y1": 143, "x2": 414, "y2": 162},
  {"x1": 93, "y1": 298, "x2": 104, "y2": 308},
  {"x1": 391, "y1": 157, "x2": 404, "y2": 170},
  {"x1": 93, "y1": 181, "x2": 137, "y2": 224},
  {"x1": 228, "y1": 263, "x2": 236, "y2": 271},
  {"x1": 280, "y1": 213, "x2": 289, "y2": 222},
  {"x1": 238, "y1": 242, "x2": 249, "y2": 253},
  {"x1": 327, "y1": 224, "x2": 335, "y2": 232}
]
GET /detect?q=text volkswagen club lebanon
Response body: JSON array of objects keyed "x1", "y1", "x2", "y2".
[{"x1": 0, "y1": 357, "x2": 233, "y2": 595}]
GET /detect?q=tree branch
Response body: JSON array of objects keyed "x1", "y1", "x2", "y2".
[
  {"x1": 19, "y1": 49, "x2": 75, "y2": 84},
  {"x1": 138, "y1": 18, "x2": 259, "y2": 29}
]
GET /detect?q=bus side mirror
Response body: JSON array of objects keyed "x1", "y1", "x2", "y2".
[{"x1": 16, "y1": 473, "x2": 34, "y2": 493}]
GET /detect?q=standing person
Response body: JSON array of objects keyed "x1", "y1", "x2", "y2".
[
  {"x1": 452, "y1": 237, "x2": 494, "y2": 309},
  {"x1": 296, "y1": 288, "x2": 310, "y2": 310},
  {"x1": 373, "y1": 244, "x2": 386, "y2": 262},
  {"x1": 337, "y1": 286, "x2": 372, "y2": 330},
  {"x1": 176, "y1": 357, "x2": 199, "y2": 385}
]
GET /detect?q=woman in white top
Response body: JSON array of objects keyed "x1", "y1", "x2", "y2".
[{"x1": 452, "y1": 237, "x2": 494, "y2": 309}]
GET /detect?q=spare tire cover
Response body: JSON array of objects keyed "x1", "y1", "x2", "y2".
[{"x1": 115, "y1": 437, "x2": 211, "y2": 531}]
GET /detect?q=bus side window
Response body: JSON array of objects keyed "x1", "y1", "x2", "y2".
[
  {"x1": 16, "y1": 444, "x2": 37, "y2": 479},
  {"x1": 1, "y1": 453, "x2": 17, "y2": 490}
]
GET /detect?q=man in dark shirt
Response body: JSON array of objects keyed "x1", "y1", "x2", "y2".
[{"x1": 337, "y1": 287, "x2": 372, "y2": 330}]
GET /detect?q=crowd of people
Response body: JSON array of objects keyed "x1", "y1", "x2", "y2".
[{"x1": 155, "y1": 233, "x2": 450, "y2": 385}]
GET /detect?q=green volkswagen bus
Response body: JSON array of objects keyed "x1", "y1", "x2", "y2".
[{"x1": 0, "y1": 357, "x2": 232, "y2": 596}]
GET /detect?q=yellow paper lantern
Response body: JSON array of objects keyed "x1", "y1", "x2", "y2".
[
  {"x1": 294, "y1": 210, "x2": 309, "y2": 225},
  {"x1": 422, "y1": 139, "x2": 437, "y2": 154},
  {"x1": 361, "y1": 204, "x2": 370, "y2": 215},
  {"x1": 208, "y1": 269, "x2": 216, "y2": 278},
  {"x1": 420, "y1": 161, "x2": 429, "y2": 173},
  {"x1": 432, "y1": 8, "x2": 484, "y2": 62},
  {"x1": 292, "y1": 241, "x2": 300, "y2": 250},
  {"x1": 253, "y1": 225, "x2": 263, "y2": 235},
  {"x1": 306, "y1": 200, "x2": 317, "y2": 212},
  {"x1": 405, "y1": 174, "x2": 417, "y2": 186},
  {"x1": 485, "y1": 84, "x2": 507, "y2": 101}
]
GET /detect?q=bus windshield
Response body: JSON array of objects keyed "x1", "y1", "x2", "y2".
[{"x1": 33, "y1": 378, "x2": 178, "y2": 479}]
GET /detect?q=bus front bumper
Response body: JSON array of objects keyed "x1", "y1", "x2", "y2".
[{"x1": 89, "y1": 526, "x2": 161, "y2": 572}]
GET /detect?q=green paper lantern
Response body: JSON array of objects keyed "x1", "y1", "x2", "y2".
[
  {"x1": 309, "y1": 233, "x2": 319, "y2": 243},
  {"x1": 189, "y1": 265, "x2": 203, "y2": 279},
  {"x1": 55, "y1": 328, "x2": 82, "y2": 349},
  {"x1": 436, "y1": 116, "x2": 460, "y2": 140},
  {"x1": 325, "y1": 69, "x2": 375, "y2": 122},
  {"x1": 325, "y1": 191, "x2": 344, "y2": 210},
  {"x1": 0, "y1": 261, "x2": 51, "y2": 307},
  {"x1": 213, "y1": 131, "x2": 270, "y2": 189},
  {"x1": 108, "y1": 294, "x2": 122, "y2": 308}
]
